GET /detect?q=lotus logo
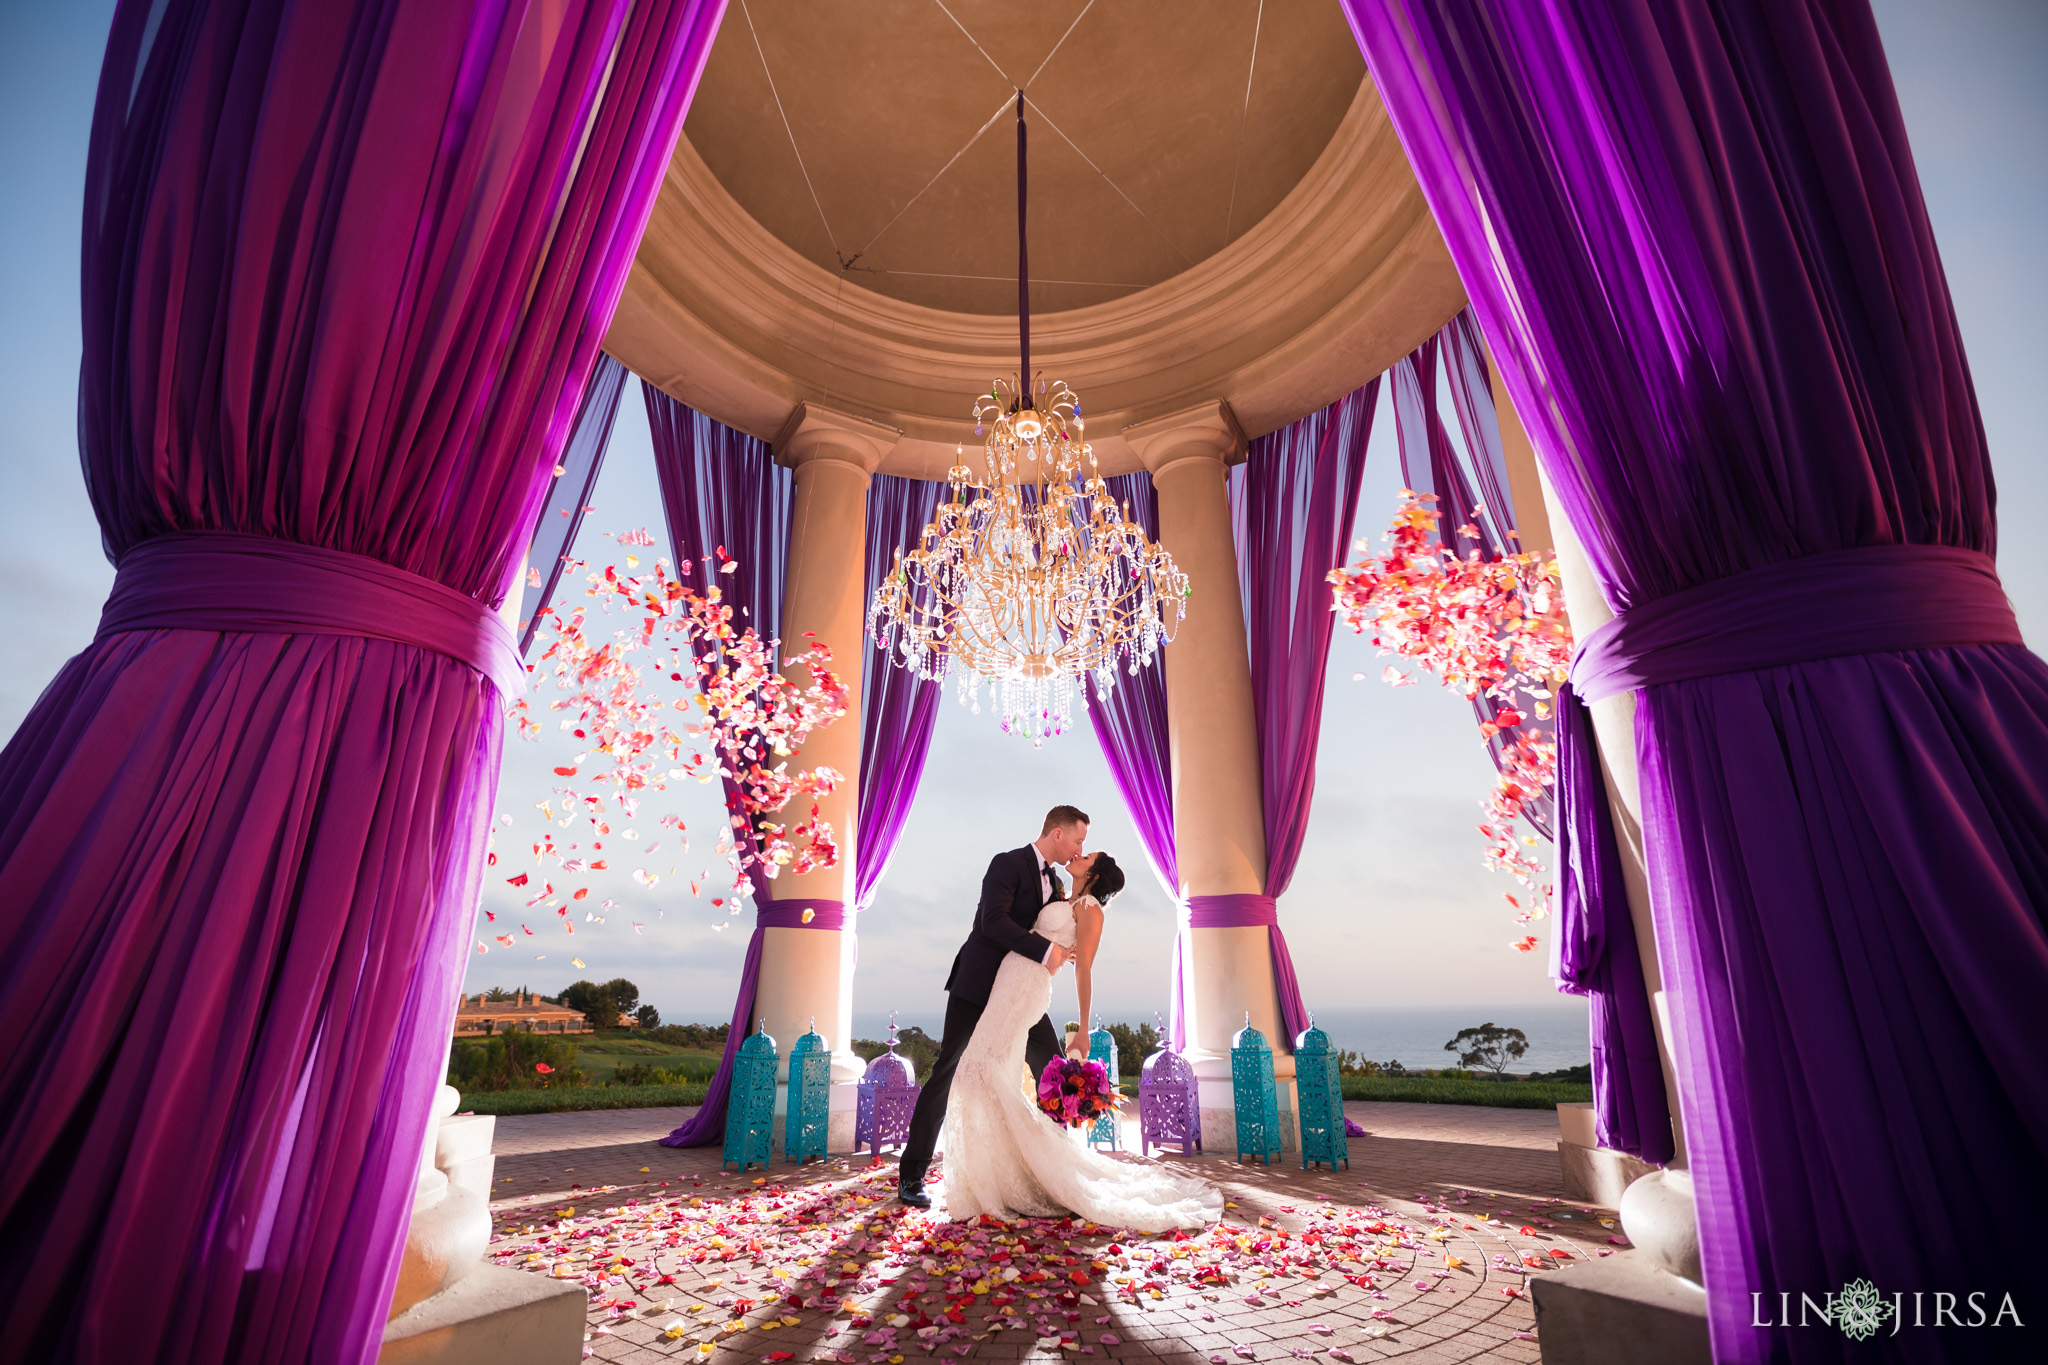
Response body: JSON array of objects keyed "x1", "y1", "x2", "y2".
[
  {"x1": 1831, "y1": 1279, "x2": 1893, "y2": 1342},
  {"x1": 1751, "y1": 1280, "x2": 2023, "y2": 1336}
]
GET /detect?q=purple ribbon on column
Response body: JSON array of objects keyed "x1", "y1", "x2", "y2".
[
  {"x1": 658, "y1": 899, "x2": 850, "y2": 1148},
  {"x1": 1173, "y1": 894, "x2": 1313, "y2": 1043}
]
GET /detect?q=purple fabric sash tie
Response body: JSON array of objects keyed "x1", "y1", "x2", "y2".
[
  {"x1": 1555, "y1": 543, "x2": 2022, "y2": 1166},
  {"x1": 97, "y1": 531, "x2": 527, "y2": 697},
  {"x1": 1175, "y1": 893, "x2": 1311, "y2": 1046},
  {"x1": 658, "y1": 897, "x2": 849, "y2": 1148},
  {"x1": 754, "y1": 899, "x2": 852, "y2": 931},
  {"x1": 1571, "y1": 544, "x2": 2020, "y2": 703}
]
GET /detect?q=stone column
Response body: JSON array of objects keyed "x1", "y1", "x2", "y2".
[
  {"x1": 756, "y1": 402, "x2": 896, "y2": 1148},
  {"x1": 1123, "y1": 401, "x2": 1294, "y2": 1150},
  {"x1": 1488, "y1": 354, "x2": 1701, "y2": 1281}
]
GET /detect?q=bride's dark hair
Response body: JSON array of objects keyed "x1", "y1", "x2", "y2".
[{"x1": 1081, "y1": 852, "x2": 1126, "y2": 906}]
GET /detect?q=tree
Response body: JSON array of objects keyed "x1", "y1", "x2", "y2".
[
  {"x1": 1445, "y1": 1022, "x2": 1529, "y2": 1077},
  {"x1": 1105, "y1": 1021, "x2": 1161, "y2": 1078},
  {"x1": 635, "y1": 1003, "x2": 661, "y2": 1029},
  {"x1": 484, "y1": 985, "x2": 514, "y2": 1001},
  {"x1": 560, "y1": 979, "x2": 619, "y2": 1030},
  {"x1": 447, "y1": 1032, "x2": 586, "y2": 1091},
  {"x1": 850, "y1": 1027, "x2": 941, "y2": 1082},
  {"x1": 604, "y1": 978, "x2": 641, "y2": 1020}
]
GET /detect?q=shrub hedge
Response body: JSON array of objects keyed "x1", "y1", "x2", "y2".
[
  {"x1": 1339, "y1": 1075, "x2": 1591, "y2": 1108},
  {"x1": 454, "y1": 1082, "x2": 709, "y2": 1116}
]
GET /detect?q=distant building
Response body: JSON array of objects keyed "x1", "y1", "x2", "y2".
[{"x1": 453, "y1": 990, "x2": 592, "y2": 1037}]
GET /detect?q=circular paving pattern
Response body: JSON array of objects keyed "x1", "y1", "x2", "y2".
[{"x1": 483, "y1": 1138, "x2": 1621, "y2": 1363}]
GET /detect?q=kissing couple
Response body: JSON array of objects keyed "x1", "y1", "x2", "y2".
[{"x1": 894, "y1": 805, "x2": 1220, "y2": 1229}]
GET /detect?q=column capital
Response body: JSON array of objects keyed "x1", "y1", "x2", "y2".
[
  {"x1": 773, "y1": 401, "x2": 900, "y2": 472},
  {"x1": 1121, "y1": 400, "x2": 1248, "y2": 477}
]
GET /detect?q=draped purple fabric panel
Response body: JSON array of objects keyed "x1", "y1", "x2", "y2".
[
  {"x1": 644, "y1": 386, "x2": 793, "y2": 903},
  {"x1": 0, "y1": 2, "x2": 722, "y2": 1361},
  {"x1": 1180, "y1": 384, "x2": 1374, "y2": 1056},
  {"x1": 644, "y1": 393, "x2": 794, "y2": 1150},
  {"x1": 520, "y1": 352, "x2": 629, "y2": 654},
  {"x1": 1085, "y1": 472, "x2": 1180, "y2": 904},
  {"x1": 857, "y1": 476, "x2": 948, "y2": 911},
  {"x1": 1346, "y1": 1, "x2": 2048, "y2": 1356},
  {"x1": 1550, "y1": 684, "x2": 1672, "y2": 1162},
  {"x1": 1234, "y1": 381, "x2": 1378, "y2": 901}
]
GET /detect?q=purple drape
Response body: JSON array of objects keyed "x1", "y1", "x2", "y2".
[
  {"x1": 1235, "y1": 381, "x2": 1379, "y2": 901},
  {"x1": 1347, "y1": 1, "x2": 2048, "y2": 1357},
  {"x1": 0, "y1": 2, "x2": 722, "y2": 1361},
  {"x1": 1551, "y1": 683, "x2": 1671, "y2": 1163},
  {"x1": 645, "y1": 393, "x2": 796, "y2": 1149},
  {"x1": 1157, "y1": 388, "x2": 1378, "y2": 1052},
  {"x1": 857, "y1": 475, "x2": 948, "y2": 910},
  {"x1": 645, "y1": 386, "x2": 793, "y2": 902},
  {"x1": 1085, "y1": 472, "x2": 1180, "y2": 903},
  {"x1": 1389, "y1": 314, "x2": 1558, "y2": 836},
  {"x1": 519, "y1": 352, "x2": 629, "y2": 654}
]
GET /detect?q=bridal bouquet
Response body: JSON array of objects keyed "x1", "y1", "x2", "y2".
[{"x1": 1036, "y1": 1058, "x2": 1117, "y2": 1129}]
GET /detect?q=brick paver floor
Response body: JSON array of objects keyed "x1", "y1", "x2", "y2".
[{"x1": 482, "y1": 1102, "x2": 1625, "y2": 1364}]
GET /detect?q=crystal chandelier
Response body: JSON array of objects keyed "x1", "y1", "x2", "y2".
[{"x1": 867, "y1": 94, "x2": 1187, "y2": 746}]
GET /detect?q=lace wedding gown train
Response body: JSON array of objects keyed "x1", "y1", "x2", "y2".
[{"x1": 938, "y1": 898, "x2": 1221, "y2": 1230}]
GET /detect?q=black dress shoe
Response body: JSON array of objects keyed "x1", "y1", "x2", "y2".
[{"x1": 897, "y1": 1181, "x2": 932, "y2": 1210}]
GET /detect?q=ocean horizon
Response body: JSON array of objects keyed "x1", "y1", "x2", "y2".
[{"x1": 836, "y1": 999, "x2": 1593, "y2": 1074}]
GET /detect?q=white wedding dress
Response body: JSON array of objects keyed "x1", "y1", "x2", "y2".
[{"x1": 938, "y1": 897, "x2": 1221, "y2": 1229}]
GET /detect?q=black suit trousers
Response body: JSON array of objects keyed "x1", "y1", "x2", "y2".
[{"x1": 897, "y1": 991, "x2": 1060, "y2": 1187}]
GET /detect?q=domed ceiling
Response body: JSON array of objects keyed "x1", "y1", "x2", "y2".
[
  {"x1": 679, "y1": 0, "x2": 1368, "y2": 316},
  {"x1": 609, "y1": 2, "x2": 1464, "y2": 475}
]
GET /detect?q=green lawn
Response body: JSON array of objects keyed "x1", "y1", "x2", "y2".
[
  {"x1": 455, "y1": 1081, "x2": 711, "y2": 1116},
  {"x1": 563, "y1": 1037, "x2": 723, "y2": 1085},
  {"x1": 1341, "y1": 1075, "x2": 1592, "y2": 1109}
]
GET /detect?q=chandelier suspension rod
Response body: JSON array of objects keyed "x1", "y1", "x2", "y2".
[{"x1": 1015, "y1": 90, "x2": 1031, "y2": 408}]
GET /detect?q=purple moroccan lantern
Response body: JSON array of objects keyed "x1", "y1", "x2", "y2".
[
  {"x1": 854, "y1": 1012, "x2": 921, "y2": 1160},
  {"x1": 1138, "y1": 1045, "x2": 1201, "y2": 1158}
]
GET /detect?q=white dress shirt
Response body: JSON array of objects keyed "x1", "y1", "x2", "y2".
[{"x1": 1031, "y1": 845, "x2": 1061, "y2": 962}]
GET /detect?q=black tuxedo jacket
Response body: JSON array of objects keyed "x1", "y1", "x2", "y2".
[{"x1": 943, "y1": 845, "x2": 1060, "y2": 1005}]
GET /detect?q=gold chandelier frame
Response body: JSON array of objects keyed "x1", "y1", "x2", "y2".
[{"x1": 866, "y1": 94, "x2": 1187, "y2": 744}]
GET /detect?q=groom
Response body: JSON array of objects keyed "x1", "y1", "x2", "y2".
[{"x1": 895, "y1": 805, "x2": 1089, "y2": 1208}]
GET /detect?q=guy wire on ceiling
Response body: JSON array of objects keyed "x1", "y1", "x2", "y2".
[
  {"x1": 745, "y1": 0, "x2": 1191, "y2": 283},
  {"x1": 1222, "y1": 0, "x2": 1267, "y2": 246}
]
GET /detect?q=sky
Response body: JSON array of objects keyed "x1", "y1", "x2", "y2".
[{"x1": 2, "y1": 1, "x2": 2043, "y2": 1040}]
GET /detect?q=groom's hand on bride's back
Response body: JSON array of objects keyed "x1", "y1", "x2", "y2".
[{"x1": 1043, "y1": 942, "x2": 1069, "y2": 973}]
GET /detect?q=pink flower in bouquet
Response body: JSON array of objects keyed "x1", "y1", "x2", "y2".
[{"x1": 1037, "y1": 1058, "x2": 1113, "y2": 1128}]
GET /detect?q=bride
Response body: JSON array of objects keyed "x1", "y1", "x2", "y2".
[{"x1": 938, "y1": 851, "x2": 1221, "y2": 1229}]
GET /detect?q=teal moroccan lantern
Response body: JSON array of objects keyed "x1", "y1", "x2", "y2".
[
  {"x1": 723, "y1": 1020, "x2": 777, "y2": 1173},
  {"x1": 1230, "y1": 1013, "x2": 1281, "y2": 1166},
  {"x1": 1087, "y1": 1020, "x2": 1120, "y2": 1150},
  {"x1": 786, "y1": 1018, "x2": 832, "y2": 1165},
  {"x1": 1293, "y1": 1016, "x2": 1348, "y2": 1171}
]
